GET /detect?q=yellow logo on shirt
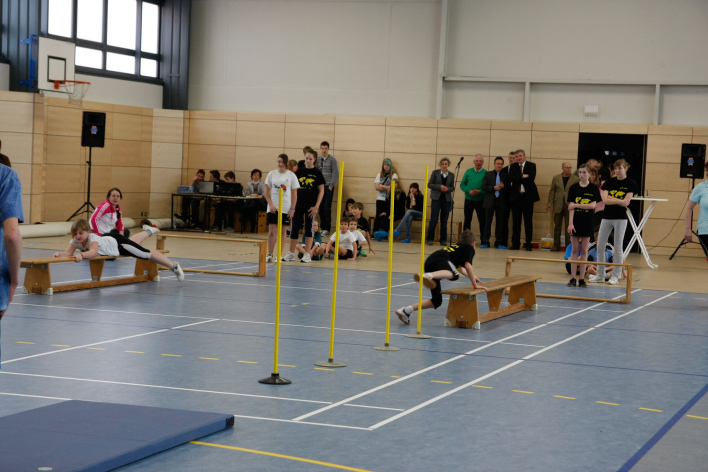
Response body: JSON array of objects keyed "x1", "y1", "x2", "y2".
[
  {"x1": 299, "y1": 176, "x2": 316, "y2": 187},
  {"x1": 443, "y1": 245, "x2": 459, "y2": 253},
  {"x1": 610, "y1": 190, "x2": 626, "y2": 199}
]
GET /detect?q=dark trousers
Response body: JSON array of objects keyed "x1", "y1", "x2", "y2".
[
  {"x1": 512, "y1": 195, "x2": 535, "y2": 248},
  {"x1": 483, "y1": 198, "x2": 504, "y2": 247},
  {"x1": 240, "y1": 199, "x2": 261, "y2": 233},
  {"x1": 374, "y1": 200, "x2": 390, "y2": 232},
  {"x1": 181, "y1": 197, "x2": 202, "y2": 224},
  {"x1": 501, "y1": 204, "x2": 511, "y2": 246},
  {"x1": 214, "y1": 200, "x2": 239, "y2": 229},
  {"x1": 553, "y1": 207, "x2": 570, "y2": 249},
  {"x1": 700, "y1": 234, "x2": 708, "y2": 258},
  {"x1": 428, "y1": 198, "x2": 450, "y2": 243},
  {"x1": 321, "y1": 187, "x2": 334, "y2": 232},
  {"x1": 463, "y1": 199, "x2": 486, "y2": 242}
]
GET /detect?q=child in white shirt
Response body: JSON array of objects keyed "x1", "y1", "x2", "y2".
[
  {"x1": 348, "y1": 218, "x2": 367, "y2": 257},
  {"x1": 315, "y1": 219, "x2": 357, "y2": 261}
]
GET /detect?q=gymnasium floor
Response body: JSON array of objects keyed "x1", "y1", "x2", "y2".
[{"x1": 1, "y1": 242, "x2": 707, "y2": 471}]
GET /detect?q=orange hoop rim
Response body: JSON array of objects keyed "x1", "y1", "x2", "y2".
[{"x1": 54, "y1": 80, "x2": 91, "y2": 90}]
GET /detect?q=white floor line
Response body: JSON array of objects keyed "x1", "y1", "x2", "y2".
[
  {"x1": 361, "y1": 282, "x2": 417, "y2": 293},
  {"x1": 293, "y1": 291, "x2": 636, "y2": 422},
  {"x1": 0, "y1": 372, "x2": 331, "y2": 404},
  {"x1": 0, "y1": 319, "x2": 218, "y2": 365},
  {"x1": 367, "y1": 291, "x2": 676, "y2": 430},
  {"x1": 12, "y1": 303, "x2": 213, "y2": 321},
  {"x1": 231, "y1": 414, "x2": 372, "y2": 431},
  {"x1": 0, "y1": 391, "x2": 71, "y2": 401},
  {"x1": 344, "y1": 403, "x2": 405, "y2": 412},
  {"x1": 501, "y1": 342, "x2": 546, "y2": 348}
]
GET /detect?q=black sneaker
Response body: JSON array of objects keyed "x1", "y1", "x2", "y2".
[
  {"x1": 567, "y1": 278, "x2": 577, "y2": 287},
  {"x1": 578, "y1": 280, "x2": 587, "y2": 288}
]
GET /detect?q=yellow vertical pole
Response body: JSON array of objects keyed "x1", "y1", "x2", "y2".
[
  {"x1": 407, "y1": 167, "x2": 432, "y2": 339},
  {"x1": 374, "y1": 180, "x2": 401, "y2": 351},
  {"x1": 259, "y1": 187, "x2": 291, "y2": 384},
  {"x1": 315, "y1": 162, "x2": 347, "y2": 367}
]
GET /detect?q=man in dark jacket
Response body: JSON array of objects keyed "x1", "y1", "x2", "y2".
[
  {"x1": 509, "y1": 149, "x2": 539, "y2": 251},
  {"x1": 482, "y1": 157, "x2": 509, "y2": 248},
  {"x1": 427, "y1": 158, "x2": 455, "y2": 246}
]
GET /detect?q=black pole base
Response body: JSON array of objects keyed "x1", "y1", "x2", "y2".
[
  {"x1": 67, "y1": 201, "x2": 95, "y2": 222},
  {"x1": 258, "y1": 373, "x2": 291, "y2": 385}
]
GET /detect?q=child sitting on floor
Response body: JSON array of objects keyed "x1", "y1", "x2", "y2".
[
  {"x1": 351, "y1": 202, "x2": 375, "y2": 255},
  {"x1": 54, "y1": 219, "x2": 184, "y2": 281},
  {"x1": 315, "y1": 219, "x2": 357, "y2": 261},
  {"x1": 348, "y1": 217, "x2": 369, "y2": 257},
  {"x1": 296, "y1": 219, "x2": 323, "y2": 261}
]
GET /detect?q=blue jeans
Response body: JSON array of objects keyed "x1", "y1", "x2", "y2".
[{"x1": 396, "y1": 209, "x2": 423, "y2": 239}]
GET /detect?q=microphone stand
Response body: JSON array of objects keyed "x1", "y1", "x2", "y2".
[{"x1": 449, "y1": 157, "x2": 463, "y2": 244}]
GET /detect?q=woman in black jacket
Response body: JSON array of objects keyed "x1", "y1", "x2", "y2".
[{"x1": 392, "y1": 183, "x2": 424, "y2": 243}]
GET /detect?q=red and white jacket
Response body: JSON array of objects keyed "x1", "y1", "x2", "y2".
[{"x1": 90, "y1": 200, "x2": 124, "y2": 236}]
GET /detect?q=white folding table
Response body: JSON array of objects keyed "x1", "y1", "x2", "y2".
[{"x1": 623, "y1": 197, "x2": 669, "y2": 269}]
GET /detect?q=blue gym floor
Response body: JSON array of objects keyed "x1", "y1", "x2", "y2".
[{"x1": 1, "y1": 248, "x2": 707, "y2": 471}]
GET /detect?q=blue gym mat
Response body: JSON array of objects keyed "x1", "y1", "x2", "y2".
[{"x1": 0, "y1": 400, "x2": 234, "y2": 472}]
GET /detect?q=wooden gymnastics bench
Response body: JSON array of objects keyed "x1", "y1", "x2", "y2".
[
  {"x1": 20, "y1": 252, "x2": 167, "y2": 295},
  {"x1": 441, "y1": 274, "x2": 542, "y2": 329}
]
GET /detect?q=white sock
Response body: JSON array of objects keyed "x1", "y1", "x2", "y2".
[
  {"x1": 404, "y1": 306, "x2": 414, "y2": 315},
  {"x1": 424, "y1": 273, "x2": 433, "y2": 280}
]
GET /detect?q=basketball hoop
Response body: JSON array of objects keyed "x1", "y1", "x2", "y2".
[{"x1": 54, "y1": 80, "x2": 91, "y2": 107}]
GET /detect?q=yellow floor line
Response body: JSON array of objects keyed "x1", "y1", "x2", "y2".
[
  {"x1": 87, "y1": 347, "x2": 106, "y2": 350},
  {"x1": 278, "y1": 364, "x2": 296, "y2": 368},
  {"x1": 639, "y1": 407, "x2": 663, "y2": 412},
  {"x1": 190, "y1": 441, "x2": 372, "y2": 472},
  {"x1": 365, "y1": 276, "x2": 377, "y2": 278},
  {"x1": 687, "y1": 414, "x2": 708, "y2": 420},
  {"x1": 315, "y1": 368, "x2": 334, "y2": 371},
  {"x1": 52, "y1": 344, "x2": 70, "y2": 347},
  {"x1": 302, "y1": 303, "x2": 309, "y2": 305},
  {"x1": 16, "y1": 341, "x2": 35, "y2": 344},
  {"x1": 125, "y1": 351, "x2": 144, "y2": 354},
  {"x1": 431, "y1": 380, "x2": 452, "y2": 384},
  {"x1": 596, "y1": 401, "x2": 619, "y2": 406},
  {"x1": 554, "y1": 395, "x2": 576, "y2": 400},
  {"x1": 353, "y1": 372, "x2": 373, "y2": 375},
  {"x1": 472, "y1": 385, "x2": 493, "y2": 389},
  {"x1": 390, "y1": 376, "x2": 400, "y2": 378},
  {"x1": 199, "y1": 357, "x2": 219, "y2": 360},
  {"x1": 512, "y1": 390, "x2": 534, "y2": 394},
  {"x1": 238, "y1": 360, "x2": 258, "y2": 364},
  {"x1": 162, "y1": 354, "x2": 182, "y2": 357},
  {"x1": 290, "y1": 305, "x2": 299, "y2": 307},
  {"x1": 694, "y1": 298, "x2": 707, "y2": 300}
]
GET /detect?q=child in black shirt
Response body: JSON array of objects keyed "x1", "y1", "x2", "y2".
[
  {"x1": 566, "y1": 164, "x2": 601, "y2": 287},
  {"x1": 351, "y1": 202, "x2": 376, "y2": 256},
  {"x1": 396, "y1": 230, "x2": 486, "y2": 324},
  {"x1": 286, "y1": 149, "x2": 325, "y2": 262}
]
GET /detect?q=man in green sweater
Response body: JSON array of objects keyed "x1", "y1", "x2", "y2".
[{"x1": 460, "y1": 154, "x2": 488, "y2": 247}]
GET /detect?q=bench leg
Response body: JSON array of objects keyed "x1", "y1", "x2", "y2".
[
  {"x1": 446, "y1": 294, "x2": 480, "y2": 329},
  {"x1": 508, "y1": 281, "x2": 537, "y2": 310},
  {"x1": 23, "y1": 264, "x2": 53, "y2": 295},
  {"x1": 487, "y1": 290, "x2": 503, "y2": 312},
  {"x1": 135, "y1": 258, "x2": 159, "y2": 282},
  {"x1": 89, "y1": 259, "x2": 105, "y2": 282}
]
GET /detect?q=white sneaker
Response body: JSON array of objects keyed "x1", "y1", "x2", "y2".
[
  {"x1": 414, "y1": 273, "x2": 436, "y2": 289},
  {"x1": 143, "y1": 225, "x2": 160, "y2": 237},
  {"x1": 301, "y1": 253, "x2": 312, "y2": 263},
  {"x1": 266, "y1": 254, "x2": 274, "y2": 263},
  {"x1": 172, "y1": 262, "x2": 184, "y2": 282},
  {"x1": 321, "y1": 230, "x2": 329, "y2": 237},
  {"x1": 396, "y1": 308, "x2": 410, "y2": 325},
  {"x1": 282, "y1": 252, "x2": 296, "y2": 262},
  {"x1": 588, "y1": 275, "x2": 603, "y2": 283},
  {"x1": 608, "y1": 276, "x2": 619, "y2": 285}
]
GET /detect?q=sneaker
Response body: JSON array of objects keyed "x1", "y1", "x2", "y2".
[
  {"x1": 286, "y1": 230, "x2": 291, "y2": 238},
  {"x1": 415, "y1": 273, "x2": 436, "y2": 289},
  {"x1": 172, "y1": 262, "x2": 184, "y2": 282},
  {"x1": 588, "y1": 275, "x2": 603, "y2": 283},
  {"x1": 301, "y1": 253, "x2": 312, "y2": 263},
  {"x1": 402, "y1": 239, "x2": 411, "y2": 243},
  {"x1": 567, "y1": 278, "x2": 577, "y2": 287},
  {"x1": 608, "y1": 276, "x2": 619, "y2": 285},
  {"x1": 143, "y1": 224, "x2": 160, "y2": 237},
  {"x1": 282, "y1": 252, "x2": 296, "y2": 262},
  {"x1": 212, "y1": 226, "x2": 222, "y2": 232},
  {"x1": 374, "y1": 231, "x2": 387, "y2": 242},
  {"x1": 393, "y1": 230, "x2": 402, "y2": 237},
  {"x1": 578, "y1": 280, "x2": 587, "y2": 288},
  {"x1": 426, "y1": 240, "x2": 433, "y2": 246},
  {"x1": 396, "y1": 308, "x2": 410, "y2": 325},
  {"x1": 321, "y1": 230, "x2": 329, "y2": 237},
  {"x1": 439, "y1": 241, "x2": 447, "y2": 246},
  {"x1": 312, "y1": 254, "x2": 322, "y2": 261},
  {"x1": 497, "y1": 245, "x2": 507, "y2": 249},
  {"x1": 359, "y1": 250, "x2": 367, "y2": 257},
  {"x1": 480, "y1": 244, "x2": 489, "y2": 248},
  {"x1": 266, "y1": 254, "x2": 274, "y2": 263}
]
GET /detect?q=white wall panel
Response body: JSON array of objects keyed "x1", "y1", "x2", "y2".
[
  {"x1": 443, "y1": 82, "x2": 525, "y2": 120},
  {"x1": 660, "y1": 86, "x2": 708, "y2": 126}
]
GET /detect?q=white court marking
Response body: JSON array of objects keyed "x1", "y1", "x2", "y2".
[
  {"x1": 361, "y1": 282, "x2": 417, "y2": 293},
  {"x1": 0, "y1": 391, "x2": 71, "y2": 401}
]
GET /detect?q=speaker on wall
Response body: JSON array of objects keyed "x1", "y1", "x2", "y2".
[
  {"x1": 680, "y1": 143, "x2": 706, "y2": 179},
  {"x1": 81, "y1": 111, "x2": 106, "y2": 148}
]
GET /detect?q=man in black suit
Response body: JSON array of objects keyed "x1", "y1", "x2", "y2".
[
  {"x1": 499, "y1": 151, "x2": 516, "y2": 247},
  {"x1": 427, "y1": 157, "x2": 455, "y2": 246},
  {"x1": 509, "y1": 149, "x2": 539, "y2": 251},
  {"x1": 482, "y1": 156, "x2": 509, "y2": 248}
]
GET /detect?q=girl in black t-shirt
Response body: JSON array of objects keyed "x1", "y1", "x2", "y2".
[
  {"x1": 287, "y1": 149, "x2": 325, "y2": 263},
  {"x1": 566, "y1": 165, "x2": 601, "y2": 287},
  {"x1": 590, "y1": 159, "x2": 638, "y2": 285}
]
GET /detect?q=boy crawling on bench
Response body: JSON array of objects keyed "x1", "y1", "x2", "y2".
[
  {"x1": 396, "y1": 230, "x2": 487, "y2": 324},
  {"x1": 54, "y1": 219, "x2": 185, "y2": 281}
]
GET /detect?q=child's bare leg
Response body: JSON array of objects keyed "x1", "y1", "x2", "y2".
[
  {"x1": 578, "y1": 238, "x2": 590, "y2": 280},
  {"x1": 130, "y1": 230, "x2": 150, "y2": 245},
  {"x1": 267, "y1": 225, "x2": 277, "y2": 254},
  {"x1": 409, "y1": 299, "x2": 434, "y2": 312},
  {"x1": 295, "y1": 243, "x2": 306, "y2": 255},
  {"x1": 425, "y1": 270, "x2": 455, "y2": 280},
  {"x1": 280, "y1": 226, "x2": 288, "y2": 255},
  {"x1": 305, "y1": 236, "x2": 314, "y2": 253},
  {"x1": 149, "y1": 250, "x2": 174, "y2": 269},
  {"x1": 587, "y1": 265, "x2": 598, "y2": 275},
  {"x1": 338, "y1": 245, "x2": 347, "y2": 256}
]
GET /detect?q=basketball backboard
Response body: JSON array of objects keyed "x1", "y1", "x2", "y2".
[{"x1": 37, "y1": 36, "x2": 76, "y2": 92}]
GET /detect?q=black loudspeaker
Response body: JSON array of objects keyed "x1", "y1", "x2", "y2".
[
  {"x1": 680, "y1": 143, "x2": 706, "y2": 179},
  {"x1": 81, "y1": 111, "x2": 106, "y2": 148}
]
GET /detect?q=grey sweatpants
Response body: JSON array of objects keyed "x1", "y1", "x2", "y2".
[{"x1": 597, "y1": 219, "x2": 628, "y2": 279}]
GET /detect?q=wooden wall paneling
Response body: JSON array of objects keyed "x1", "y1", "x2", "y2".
[
  {"x1": 491, "y1": 121, "x2": 533, "y2": 131},
  {"x1": 386, "y1": 117, "x2": 437, "y2": 128},
  {"x1": 385, "y1": 126, "x2": 437, "y2": 154},
  {"x1": 531, "y1": 121, "x2": 580, "y2": 132},
  {"x1": 90, "y1": 140, "x2": 113, "y2": 167},
  {"x1": 31, "y1": 163, "x2": 43, "y2": 198},
  {"x1": 45, "y1": 135, "x2": 81, "y2": 165},
  {"x1": 0, "y1": 91, "x2": 35, "y2": 102},
  {"x1": 112, "y1": 113, "x2": 143, "y2": 141},
  {"x1": 335, "y1": 115, "x2": 386, "y2": 126},
  {"x1": 90, "y1": 166, "x2": 113, "y2": 192},
  {"x1": 149, "y1": 193, "x2": 175, "y2": 218},
  {"x1": 150, "y1": 168, "x2": 183, "y2": 196},
  {"x1": 489, "y1": 130, "x2": 532, "y2": 157},
  {"x1": 531, "y1": 158, "x2": 567, "y2": 187},
  {"x1": 14, "y1": 163, "x2": 31, "y2": 193},
  {"x1": 644, "y1": 163, "x2": 684, "y2": 191},
  {"x1": 139, "y1": 168, "x2": 151, "y2": 192},
  {"x1": 0, "y1": 132, "x2": 33, "y2": 164},
  {"x1": 44, "y1": 192, "x2": 83, "y2": 220},
  {"x1": 187, "y1": 144, "x2": 236, "y2": 171},
  {"x1": 322, "y1": 150, "x2": 383, "y2": 178},
  {"x1": 646, "y1": 134, "x2": 691, "y2": 163},
  {"x1": 0, "y1": 101, "x2": 34, "y2": 133},
  {"x1": 102, "y1": 113, "x2": 113, "y2": 140},
  {"x1": 235, "y1": 146, "x2": 284, "y2": 174},
  {"x1": 112, "y1": 105, "x2": 143, "y2": 115},
  {"x1": 436, "y1": 128, "x2": 490, "y2": 156},
  {"x1": 578, "y1": 123, "x2": 649, "y2": 135},
  {"x1": 641, "y1": 218, "x2": 692, "y2": 247},
  {"x1": 530, "y1": 131, "x2": 579, "y2": 160},
  {"x1": 237, "y1": 112, "x2": 285, "y2": 123},
  {"x1": 693, "y1": 126, "x2": 708, "y2": 137},
  {"x1": 141, "y1": 116, "x2": 153, "y2": 142},
  {"x1": 383, "y1": 153, "x2": 437, "y2": 182},
  {"x1": 647, "y1": 125, "x2": 693, "y2": 136},
  {"x1": 338, "y1": 176, "x2": 378, "y2": 208},
  {"x1": 189, "y1": 119, "x2": 237, "y2": 146},
  {"x1": 189, "y1": 110, "x2": 237, "y2": 121},
  {"x1": 152, "y1": 117, "x2": 184, "y2": 143},
  {"x1": 111, "y1": 167, "x2": 143, "y2": 193},
  {"x1": 286, "y1": 114, "x2": 335, "y2": 125},
  {"x1": 46, "y1": 106, "x2": 82, "y2": 137},
  {"x1": 235, "y1": 121, "x2": 285, "y2": 148},
  {"x1": 33, "y1": 103, "x2": 45, "y2": 135},
  {"x1": 151, "y1": 142, "x2": 183, "y2": 169},
  {"x1": 119, "y1": 192, "x2": 149, "y2": 218},
  {"x1": 31, "y1": 194, "x2": 42, "y2": 223},
  {"x1": 692, "y1": 135, "x2": 708, "y2": 146},
  {"x1": 44, "y1": 165, "x2": 84, "y2": 193},
  {"x1": 333, "y1": 124, "x2": 385, "y2": 152},
  {"x1": 112, "y1": 141, "x2": 143, "y2": 167},
  {"x1": 284, "y1": 122, "x2": 335, "y2": 150},
  {"x1": 437, "y1": 118, "x2": 491, "y2": 130},
  {"x1": 648, "y1": 190, "x2": 698, "y2": 220}
]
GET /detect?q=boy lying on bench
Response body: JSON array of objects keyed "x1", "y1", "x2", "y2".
[
  {"x1": 54, "y1": 219, "x2": 184, "y2": 281},
  {"x1": 396, "y1": 230, "x2": 487, "y2": 324}
]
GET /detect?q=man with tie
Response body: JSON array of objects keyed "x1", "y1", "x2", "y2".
[
  {"x1": 482, "y1": 157, "x2": 509, "y2": 248},
  {"x1": 509, "y1": 149, "x2": 539, "y2": 251},
  {"x1": 499, "y1": 151, "x2": 516, "y2": 248},
  {"x1": 547, "y1": 162, "x2": 579, "y2": 251}
]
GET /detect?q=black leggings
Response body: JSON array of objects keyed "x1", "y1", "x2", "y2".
[
  {"x1": 700, "y1": 234, "x2": 708, "y2": 257},
  {"x1": 290, "y1": 202, "x2": 314, "y2": 240},
  {"x1": 424, "y1": 256, "x2": 460, "y2": 309},
  {"x1": 105, "y1": 234, "x2": 152, "y2": 260}
]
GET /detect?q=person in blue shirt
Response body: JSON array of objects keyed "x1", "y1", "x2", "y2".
[
  {"x1": 684, "y1": 162, "x2": 708, "y2": 259},
  {"x1": 0, "y1": 153, "x2": 24, "y2": 367}
]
